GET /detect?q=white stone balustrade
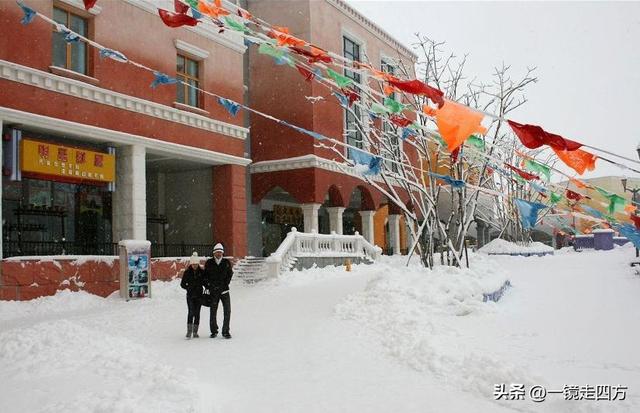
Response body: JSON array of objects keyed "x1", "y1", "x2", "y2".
[{"x1": 264, "y1": 227, "x2": 382, "y2": 278}]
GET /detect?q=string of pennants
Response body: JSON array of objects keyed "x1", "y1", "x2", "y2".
[{"x1": 14, "y1": 0, "x2": 640, "y2": 246}]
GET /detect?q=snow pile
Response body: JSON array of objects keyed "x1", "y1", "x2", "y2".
[
  {"x1": 478, "y1": 238, "x2": 554, "y2": 254},
  {"x1": 0, "y1": 289, "x2": 110, "y2": 323},
  {"x1": 334, "y1": 254, "x2": 537, "y2": 398},
  {"x1": 0, "y1": 319, "x2": 199, "y2": 413}
]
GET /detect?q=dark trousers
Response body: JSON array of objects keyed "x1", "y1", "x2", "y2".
[
  {"x1": 186, "y1": 295, "x2": 201, "y2": 325},
  {"x1": 210, "y1": 292, "x2": 231, "y2": 334}
]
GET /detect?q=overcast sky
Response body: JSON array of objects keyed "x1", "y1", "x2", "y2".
[{"x1": 349, "y1": 0, "x2": 640, "y2": 180}]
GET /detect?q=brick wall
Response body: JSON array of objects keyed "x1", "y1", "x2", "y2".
[{"x1": 0, "y1": 257, "x2": 202, "y2": 301}]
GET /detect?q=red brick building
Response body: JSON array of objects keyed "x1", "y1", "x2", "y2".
[
  {"x1": 246, "y1": 0, "x2": 418, "y2": 256},
  {"x1": 0, "y1": 0, "x2": 249, "y2": 299},
  {"x1": 0, "y1": 0, "x2": 420, "y2": 300},
  {"x1": 0, "y1": 0, "x2": 250, "y2": 257}
]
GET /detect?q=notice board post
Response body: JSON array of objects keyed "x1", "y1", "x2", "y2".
[{"x1": 119, "y1": 240, "x2": 152, "y2": 300}]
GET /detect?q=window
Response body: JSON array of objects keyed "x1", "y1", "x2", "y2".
[
  {"x1": 343, "y1": 36, "x2": 362, "y2": 157},
  {"x1": 176, "y1": 54, "x2": 201, "y2": 108},
  {"x1": 343, "y1": 36, "x2": 361, "y2": 82},
  {"x1": 381, "y1": 59, "x2": 400, "y2": 172},
  {"x1": 52, "y1": 6, "x2": 89, "y2": 75}
]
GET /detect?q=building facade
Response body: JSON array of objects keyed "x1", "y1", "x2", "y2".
[
  {"x1": 247, "y1": 0, "x2": 419, "y2": 256},
  {"x1": 0, "y1": 0, "x2": 250, "y2": 259}
]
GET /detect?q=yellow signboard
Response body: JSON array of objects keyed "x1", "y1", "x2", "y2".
[{"x1": 21, "y1": 139, "x2": 115, "y2": 183}]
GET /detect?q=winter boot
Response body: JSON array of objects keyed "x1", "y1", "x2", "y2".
[
  {"x1": 192, "y1": 324, "x2": 199, "y2": 338},
  {"x1": 186, "y1": 324, "x2": 193, "y2": 339}
]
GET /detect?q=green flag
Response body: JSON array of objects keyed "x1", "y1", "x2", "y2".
[
  {"x1": 258, "y1": 43, "x2": 285, "y2": 59},
  {"x1": 607, "y1": 193, "x2": 627, "y2": 214},
  {"x1": 550, "y1": 192, "x2": 563, "y2": 204},
  {"x1": 465, "y1": 135, "x2": 485, "y2": 151},
  {"x1": 185, "y1": 0, "x2": 198, "y2": 8},
  {"x1": 224, "y1": 16, "x2": 250, "y2": 33},
  {"x1": 327, "y1": 69, "x2": 353, "y2": 88},
  {"x1": 383, "y1": 97, "x2": 405, "y2": 114},
  {"x1": 370, "y1": 102, "x2": 390, "y2": 115},
  {"x1": 524, "y1": 159, "x2": 551, "y2": 181}
]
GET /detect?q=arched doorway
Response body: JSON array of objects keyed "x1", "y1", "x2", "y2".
[{"x1": 259, "y1": 186, "x2": 302, "y2": 256}]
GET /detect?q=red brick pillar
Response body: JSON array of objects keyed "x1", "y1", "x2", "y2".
[{"x1": 212, "y1": 164, "x2": 247, "y2": 257}]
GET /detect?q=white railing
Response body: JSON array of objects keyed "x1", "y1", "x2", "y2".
[{"x1": 264, "y1": 227, "x2": 382, "y2": 278}]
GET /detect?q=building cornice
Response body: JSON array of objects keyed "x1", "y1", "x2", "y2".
[
  {"x1": 250, "y1": 154, "x2": 387, "y2": 184},
  {"x1": 0, "y1": 59, "x2": 249, "y2": 140},
  {"x1": 122, "y1": 0, "x2": 246, "y2": 54},
  {"x1": 327, "y1": 0, "x2": 418, "y2": 61},
  {"x1": 0, "y1": 106, "x2": 252, "y2": 166}
]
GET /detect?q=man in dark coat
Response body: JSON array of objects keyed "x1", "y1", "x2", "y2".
[
  {"x1": 180, "y1": 252, "x2": 204, "y2": 339},
  {"x1": 204, "y1": 243, "x2": 233, "y2": 339}
]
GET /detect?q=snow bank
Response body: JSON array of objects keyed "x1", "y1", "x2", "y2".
[
  {"x1": 478, "y1": 238, "x2": 554, "y2": 254},
  {"x1": 334, "y1": 254, "x2": 538, "y2": 399},
  {"x1": 0, "y1": 319, "x2": 199, "y2": 413},
  {"x1": 0, "y1": 289, "x2": 110, "y2": 323}
]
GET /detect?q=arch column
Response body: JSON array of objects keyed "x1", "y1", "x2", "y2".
[
  {"x1": 360, "y1": 210, "x2": 375, "y2": 244},
  {"x1": 301, "y1": 203, "x2": 321, "y2": 233},
  {"x1": 327, "y1": 206, "x2": 345, "y2": 235},
  {"x1": 388, "y1": 214, "x2": 402, "y2": 255}
]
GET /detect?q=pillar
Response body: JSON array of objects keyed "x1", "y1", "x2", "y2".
[
  {"x1": 0, "y1": 117, "x2": 3, "y2": 260},
  {"x1": 476, "y1": 219, "x2": 485, "y2": 247},
  {"x1": 301, "y1": 203, "x2": 321, "y2": 233},
  {"x1": 360, "y1": 210, "x2": 375, "y2": 244},
  {"x1": 327, "y1": 206, "x2": 345, "y2": 235},
  {"x1": 388, "y1": 214, "x2": 401, "y2": 255},
  {"x1": 112, "y1": 145, "x2": 146, "y2": 241},
  {"x1": 212, "y1": 164, "x2": 247, "y2": 257}
]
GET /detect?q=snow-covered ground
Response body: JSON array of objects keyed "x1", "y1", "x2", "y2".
[{"x1": 1, "y1": 246, "x2": 640, "y2": 412}]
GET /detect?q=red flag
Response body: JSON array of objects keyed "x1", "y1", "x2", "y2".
[
  {"x1": 289, "y1": 46, "x2": 332, "y2": 64},
  {"x1": 451, "y1": 147, "x2": 460, "y2": 163},
  {"x1": 387, "y1": 78, "x2": 444, "y2": 108},
  {"x1": 237, "y1": 7, "x2": 253, "y2": 20},
  {"x1": 83, "y1": 0, "x2": 97, "y2": 9},
  {"x1": 295, "y1": 64, "x2": 314, "y2": 82},
  {"x1": 341, "y1": 88, "x2": 359, "y2": 107},
  {"x1": 158, "y1": 9, "x2": 199, "y2": 28},
  {"x1": 508, "y1": 120, "x2": 582, "y2": 151},
  {"x1": 505, "y1": 163, "x2": 539, "y2": 181},
  {"x1": 630, "y1": 214, "x2": 640, "y2": 230},
  {"x1": 174, "y1": 0, "x2": 189, "y2": 13},
  {"x1": 566, "y1": 189, "x2": 588, "y2": 201},
  {"x1": 389, "y1": 115, "x2": 412, "y2": 128}
]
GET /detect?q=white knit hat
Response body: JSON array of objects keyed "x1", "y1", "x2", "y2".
[
  {"x1": 189, "y1": 252, "x2": 199, "y2": 265},
  {"x1": 213, "y1": 243, "x2": 224, "y2": 254}
]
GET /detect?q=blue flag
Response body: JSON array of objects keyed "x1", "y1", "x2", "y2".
[
  {"x1": 279, "y1": 120, "x2": 325, "y2": 141},
  {"x1": 217, "y1": 98, "x2": 241, "y2": 116},
  {"x1": 17, "y1": 1, "x2": 36, "y2": 25},
  {"x1": 150, "y1": 71, "x2": 177, "y2": 89},
  {"x1": 349, "y1": 148, "x2": 382, "y2": 175},
  {"x1": 513, "y1": 198, "x2": 547, "y2": 230},
  {"x1": 616, "y1": 224, "x2": 640, "y2": 249},
  {"x1": 99, "y1": 48, "x2": 128, "y2": 63},
  {"x1": 429, "y1": 172, "x2": 465, "y2": 190}
]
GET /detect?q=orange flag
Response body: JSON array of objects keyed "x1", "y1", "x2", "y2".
[
  {"x1": 552, "y1": 147, "x2": 597, "y2": 175},
  {"x1": 198, "y1": 0, "x2": 229, "y2": 18},
  {"x1": 423, "y1": 100, "x2": 487, "y2": 152},
  {"x1": 269, "y1": 26, "x2": 306, "y2": 47},
  {"x1": 625, "y1": 204, "x2": 637, "y2": 214},
  {"x1": 569, "y1": 177, "x2": 588, "y2": 189}
]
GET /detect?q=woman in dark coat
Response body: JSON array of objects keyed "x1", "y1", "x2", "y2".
[{"x1": 180, "y1": 252, "x2": 204, "y2": 339}]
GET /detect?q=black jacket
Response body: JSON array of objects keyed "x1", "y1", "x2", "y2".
[
  {"x1": 203, "y1": 258, "x2": 233, "y2": 293},
  {"x1": 180, "y1": 265, "x2": 205, "y2": 297}
]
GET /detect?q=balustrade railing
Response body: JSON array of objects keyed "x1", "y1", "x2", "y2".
[{"x1": 265, "y1": 227, "x2": 381, "y2": 278}]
